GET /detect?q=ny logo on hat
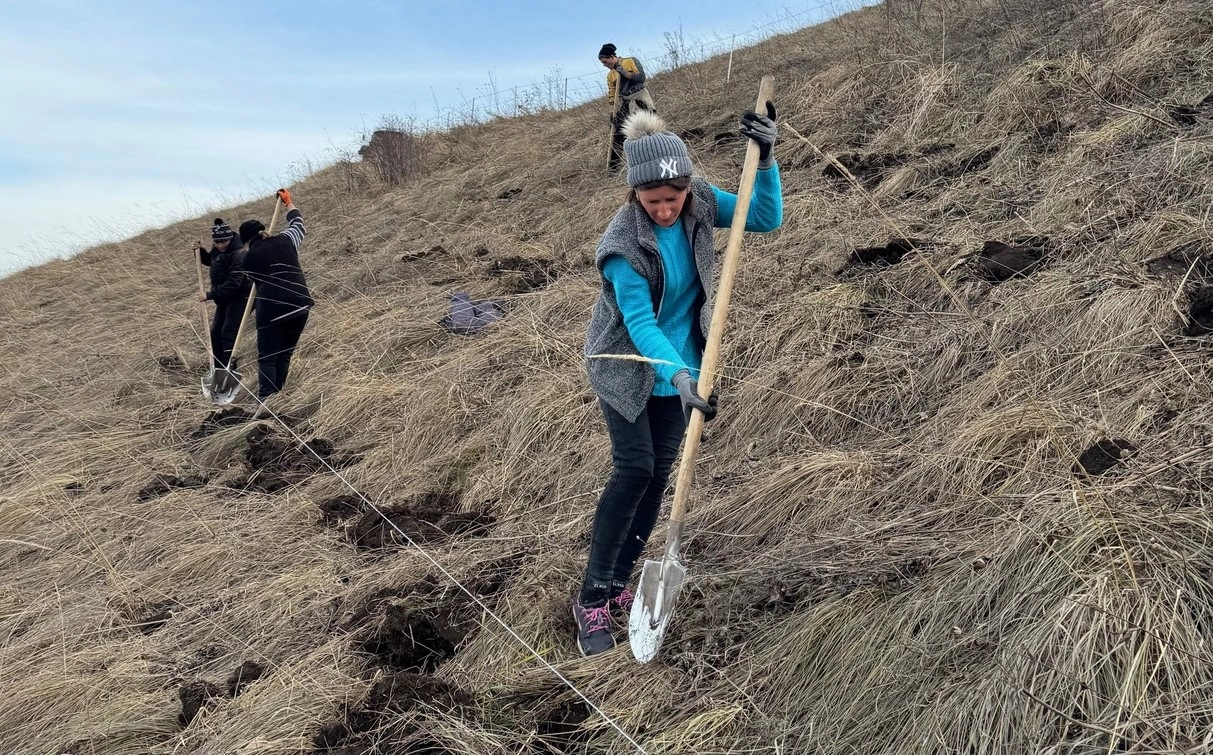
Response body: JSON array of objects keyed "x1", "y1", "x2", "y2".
[{"x1": 659, "y1": 157, "x2": 679, "y2": 179}]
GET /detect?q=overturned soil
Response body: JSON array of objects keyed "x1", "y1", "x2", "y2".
[
  {"x1": 136, "y1": 473, "x2": 206, "y2": 502},
  {"x1": 1074, "y1": 438, "x2": 1138, "y2": 476},
  {"x1": 342, "y1": 492, "x2": 495, "y2": 550},
  {"x1": 970, "y1": 239, "x2": 1048, "y2": 283},
  {"x1": 314, "y1": 671, "x2": 473, "y2": 754},
  {"x1": 231, "y1": 425, "x2": 360, "y2": 493}
]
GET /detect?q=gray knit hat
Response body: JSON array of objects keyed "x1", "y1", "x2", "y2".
[{"x1": 623, "y1": 111, "x2": 693, "y2": 188}]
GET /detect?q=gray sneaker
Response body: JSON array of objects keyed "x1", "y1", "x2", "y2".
[{"x1": 572, "y1": 599, "x2": 615, "y2": 657}]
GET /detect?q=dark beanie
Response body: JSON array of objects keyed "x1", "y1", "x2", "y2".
[
  {"x1": 238, "y1": 219, "x2": 265, "y2": 245},
  {"x1": 211, "y1": 218, "x2": 235, "y2": 243},
  {"x1": 598, "y1": 43, "x2": 616, "y2": 58}
]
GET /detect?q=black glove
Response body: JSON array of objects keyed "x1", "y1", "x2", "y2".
[
  {"x1": 672, "y1": 369, "x2": 718, "y2": 424},
  {"x1": 740, "y1": 101, "x2": 778, "y2": 170}
]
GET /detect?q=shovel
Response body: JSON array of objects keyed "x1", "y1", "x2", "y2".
[
  {"x1": 194, "y1": 245, "x2": 228, "y2": 403},
  {"x1": 606, "y1": 88, "x2": 620, "y2": 168},
  {"x1": 205, "y1": 198, "x2": 282, "y2": 404},
  {"x1": 629, "y1": 75, "x2": 775, "y2": 664}
]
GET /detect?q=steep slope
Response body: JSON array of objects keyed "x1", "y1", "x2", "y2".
[{"x1": 3, "y1": 0, "x2": 1213, "y2": 752}]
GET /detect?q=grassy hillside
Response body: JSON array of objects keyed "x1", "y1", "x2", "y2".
[{"x1": 3, "y1": 0, "x2": 1213, "y2": 752}]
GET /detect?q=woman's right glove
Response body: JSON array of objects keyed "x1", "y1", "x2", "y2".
[
  {"x1": 672, "y1": 369, "x2": 718, "y2": 424},
  {"x1": 740, "y1": 101, "x2": 778, "y2": 170}
]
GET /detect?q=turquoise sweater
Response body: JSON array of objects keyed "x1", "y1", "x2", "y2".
[{"x1": 602, "y1": 164, "x2": 783, "y2": 396}]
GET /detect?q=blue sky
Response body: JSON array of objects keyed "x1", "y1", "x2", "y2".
[{"x1": 0, "y1": 0, "x2": 849, "y2": 275}]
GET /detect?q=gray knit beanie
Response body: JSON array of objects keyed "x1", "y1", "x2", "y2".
[{"x1": 623, "y1": 111, "x2": 693, "y2": 188}]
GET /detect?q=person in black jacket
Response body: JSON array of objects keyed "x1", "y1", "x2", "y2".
[
  {"x1": 238, "y1": 189, "x2": 313, "y2": 399},
  {"x1": 193, "y1": 219, "x2": 250, "y2": 374}
]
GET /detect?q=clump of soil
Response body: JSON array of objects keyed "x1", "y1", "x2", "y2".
[
  {"x1": 178, "y1": 680, "x2": 223, "y2": 726},
  {"x1": 535, "y1": 700, "x2": 593, "y2": 754},
  {"x1": 1185, "y1": 287, "x2": 1213, "y2": 336},
  {"x1": 1145, "y1": 241, "x2": 1210, "y2": 278},
  {"x1": 225, "y1": 660, "x2": 265, "y2": 697},
  {"x1": 178, "y1": 660, "x2": 267, "y2": 727},
  {"x1": 318, "y1": 494, "x2": 365, "y2": 524},
  {"x1": 136, "y1": 473, "x2": 207, "y2": 502},
  {"x1": 846, "y1": 238, "x2": 936, "y2": 269},
  {"x1": 1075, "y1": 438, "x2": 1137, "y2": 476},
  {"x1": 970, "y1": 240, "x2": 1048, "y2": 283},
  {"x1": 822, "y1": 151, "x2": 910, "y2": 188},
  {"x1": 132, "y1": 601, "x2": 175, "y2": 635},
  {"x1": 313, "y1": 672, "x2": 472, "y2": 754},
  {"x1": 486, "y1": 255, "x2": 559, "y2": 293},
  {"x1": 156, "y1": 354, "x2": 186, "y2": 372},
  {"x1": 234, "y1": 425, "x2": 360, "y2": 493},
  {"x1": 344, "y1": 492, "x2": 494, "y2": 550},
  {"x1": 356, "y1": 603, "x2": 472, "y2": 672}
]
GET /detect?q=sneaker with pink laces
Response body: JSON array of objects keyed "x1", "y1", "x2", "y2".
[
  {"x1": 608, "y1": 588, "x2": 635, "y2": 622},
  {"x1": 572, "y1": 599, "x2": 615, "y2": 656}
]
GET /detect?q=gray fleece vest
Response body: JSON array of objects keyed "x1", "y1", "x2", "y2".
[{"x1": 585, "y1": 177, "x2": 720, "y2": 422}]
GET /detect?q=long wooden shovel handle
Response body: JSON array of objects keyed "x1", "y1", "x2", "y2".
[
  {"x1": 226, "y1": 197, "x2": 283, "y2": 367},
  {"x1": 606, "y1": 89, "x2": 621, "y2": 167},
  {"x1": 667, "y1": 75, "x2": 775, "y2": 529},
  {"x1": 195, "y1": 247, "x2": 212, "y2": 341}
]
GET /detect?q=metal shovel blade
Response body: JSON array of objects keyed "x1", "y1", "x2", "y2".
[
  {"x1": 628, "y1": 553, "x2": 688, "y2": 663},
  {"x1": 201, "y1": 368, "x2": 242, "y2": 406}
]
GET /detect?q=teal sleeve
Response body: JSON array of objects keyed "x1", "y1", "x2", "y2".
[
  {"x1": 712, "y1": 162, "x2": 783, "y2": 232},
  {"x1": 602, "y1": 255, "x2": 687, "y2": 386}
]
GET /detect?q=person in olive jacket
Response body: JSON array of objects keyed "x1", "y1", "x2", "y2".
[
  {"x1": 193, "y1": 218, "x2": 250, "y2": 373},
  {"x1": 237, "y1": 189, "x2": 313, "y2": 399}
]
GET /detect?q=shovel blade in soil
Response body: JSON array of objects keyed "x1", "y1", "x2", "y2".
[
  {"x1": 628, "y1": 555, "x2": 687, "y2": 663},
  {"x1": 201, "y1": 369, "x2": 242, "y2": 406}
]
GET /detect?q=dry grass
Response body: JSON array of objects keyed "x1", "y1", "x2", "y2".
[{"x1": 3, "y1": 0, "x2": 1213, "y2": 752}]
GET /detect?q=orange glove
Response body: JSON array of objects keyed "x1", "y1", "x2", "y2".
[{"x1": 276, "y1": 188, "x2": 292, "y2": 206}]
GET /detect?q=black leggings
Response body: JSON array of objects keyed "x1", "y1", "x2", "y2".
[
  {"x1": 256, "y1": 311, "x2": 309, "y2": 398},
  {"x1": 580, "y1": 395, "x2": 686, "y2": 606},
  {"x1": 608, "y1": 98, "x2": 654, "y2": 170},
  {"x1": 209, "y1": 298, "x2": 246, "y2": 370}
]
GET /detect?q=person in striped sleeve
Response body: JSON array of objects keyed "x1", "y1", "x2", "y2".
[{"x1": 238, "y1": 189, "x2": 314, "y2": 399}]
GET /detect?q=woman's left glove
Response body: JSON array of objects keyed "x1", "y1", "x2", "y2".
[{"x1": 740, "y1": 102, "x2": 778, "y2": 170}]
